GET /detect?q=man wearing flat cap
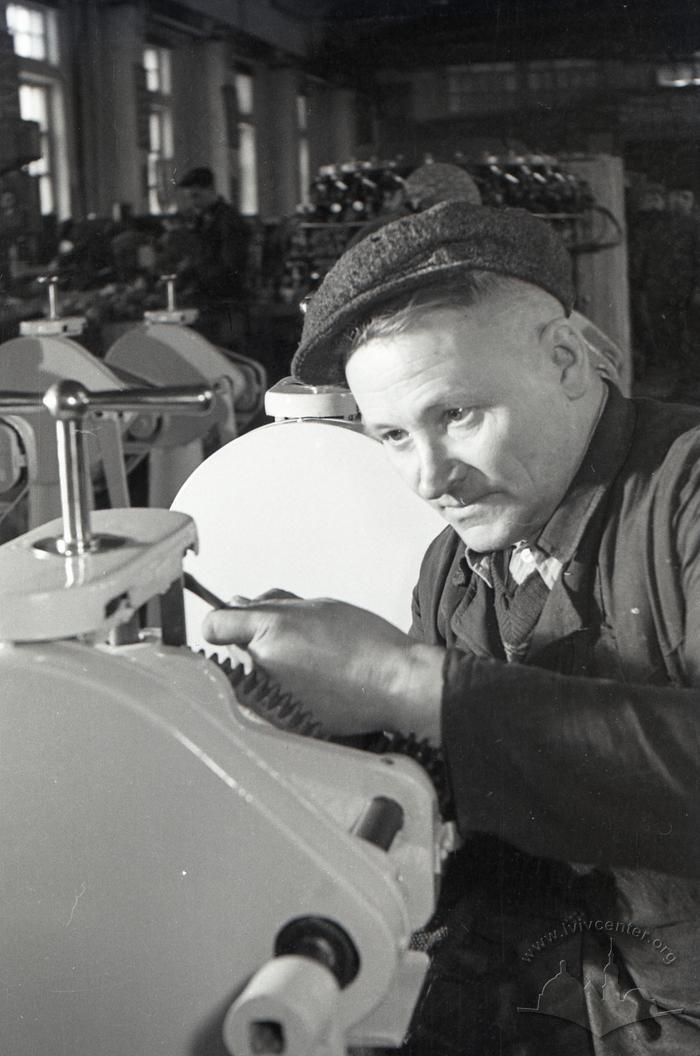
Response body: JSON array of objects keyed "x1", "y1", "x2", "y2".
[{"x1": 205, "y1": 202, "x2": 700, "y2": 1054}]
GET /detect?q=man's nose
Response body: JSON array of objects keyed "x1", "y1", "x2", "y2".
[{"x1": 415, "y1": 437, "x2": 462, "y2": 501}]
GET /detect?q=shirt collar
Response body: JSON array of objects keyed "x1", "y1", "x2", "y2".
[{"x1": 465, "y1": 539, "x2": 563, "y2": 590}]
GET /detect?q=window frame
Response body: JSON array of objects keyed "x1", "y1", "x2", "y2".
[
  {"x1": 142, "y1": 44, "x2": 175, "y2": 214},
  {"x1": 297, "y1": 90, "x2": 310, "y2": 206},
  {"x1": 6, "y1": 0, "x2": 58, "y2": 64},
  {"x1": 234, "y1": 66, "x2": 258, "y2": 216},
  {"x1": 7, "y1": 2, "x2": 70, "y2": 218}
]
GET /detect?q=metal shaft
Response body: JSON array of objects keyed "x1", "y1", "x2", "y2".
[
  {"x1": 47, "y1": 278, "x2": 59, "y2": 320},
  {"x1": 41, "y1": 379, "x2": 214, "y2": 557},
  {"x1": 162, "y1": 274, "x2": 177, "y2": 313},
  {"x1": 56, "y1": 416, "x2": 93, "y2": 556},
  {"x1": 2, "y1": 380, "x2": 215, "y2": 557}
]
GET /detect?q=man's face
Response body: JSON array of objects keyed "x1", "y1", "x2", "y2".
[
  {"x1": 640, "y1": 190, "x2": 665, "y2": 213},
  {"x1": 669, "y1": 190, "x2": 695, "y2": 215},
  {"x1": 181, "y1": 185, "x2": 215, "y2": 214},
  {"x1": 346, "y1": 304, "x2": 583, "y2": 552}
]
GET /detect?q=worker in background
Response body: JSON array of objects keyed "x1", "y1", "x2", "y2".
[
  {"x1": 205, "y1": 201, "x2": 700, "y2": 1054},
  {"x1": 667, "y1": 186, "x2": 696, "y2": 217},
  {"x1": 403, "y1": 160, "x2": 482, "y2": 211},
  {"x1": 174, "y1": 166, "x2": 250, "y2": 347},
  {"x1": 346, "y1": 160, "x2": 482, "y2": 249}
]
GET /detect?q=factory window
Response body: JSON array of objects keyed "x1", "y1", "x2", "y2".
[
  {"x1": 6, "y1": 3, "x2": 69, "y2": 217},
  {"x1": 143, "y1": 46, "x2": 174, "y2": 214},
  {"x1": 143, "y1": 44, "x2": 171, "y2": 95},
  {"x1": 18, "y1": 80, "x2": 55, "y2": 214},
  {"x1": 235, "y1": 69, "x2": 258, "y2": 216},
  {"x1": 6, "y1": 2, "x2": 58, "y2": 64},
  {"x1": 297, "y1": 93, "x2": 310, "y2": 205}
]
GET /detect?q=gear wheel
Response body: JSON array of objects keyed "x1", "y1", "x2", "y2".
[{"x1": 199, "y1": 651, "x2": 451, "y2": 815}]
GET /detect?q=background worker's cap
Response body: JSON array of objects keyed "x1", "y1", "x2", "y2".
[
  {"x1": 178, "y1": 166, "x2": 215, "y2": 189},
  {"x1": 291, "y1": 200, "x2": 575, "y2": 386},
  {"x1": 404, "y1": 162, "x2": 482, "y2": 209}
]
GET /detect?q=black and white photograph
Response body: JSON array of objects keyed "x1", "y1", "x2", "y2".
[{"x1": 1, "y1": 1, "x2": 699, "y2": 1054}]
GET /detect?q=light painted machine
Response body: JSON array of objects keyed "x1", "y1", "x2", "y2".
[
  {"x1": 0, "y1": 277, "x2": 132, "y2": 529},
  {"x1": 174, "y1": 378, "x2": 444, "y2": 644},
  {"x1": 105, "y1": 275, "x2": 267, "y2": 505},
  {"x1": 0, "y1": 379, "x2": 451, "y2": 1056},
  {"x1": 0, "y1": 276, "x2": 239, "y2": 535}
]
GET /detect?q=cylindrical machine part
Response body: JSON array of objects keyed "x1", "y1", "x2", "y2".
[
  {"x1": 222, "y1": 954, "x2": 343, "y2": 1056},
  {"x1": 274, "y1": 917, "x2": 360, "y2": 989},
  {"x1": 55, "y1": 415, "x2": 93, "y2": 555},
  {"x1": 351, "y1": 795, "x2": 405, "y2": 851},
  {"x1": 47, "y1": 276, "x2": 59, "y2": 320},
  {"x1": 163, "y1": 273, "x2": 177, "y2": 313}
]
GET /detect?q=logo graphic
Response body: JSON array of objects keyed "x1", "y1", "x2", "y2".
[{"x1": 518, "y1": 939, "x2": 683, "y2": 1037}]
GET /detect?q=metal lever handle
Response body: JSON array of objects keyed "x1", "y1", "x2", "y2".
[
  {"x1": 0, "y1": 381, "x2": 214, "y2": 418},
  {"x1": 0, "y1": 379, "x2": 214, "y2": 557},
  {"x1": 0, "y1": 392, "x2": 47, "y2": 411},
  {"x1": 43, "y1": 382, "x2": 215, "y2": 419},
  {"x1": 51, "y1": 379, "x2": 214, "y2": 556}
]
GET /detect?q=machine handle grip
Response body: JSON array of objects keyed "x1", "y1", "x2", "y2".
[
  {"x1": 0, "y1": 382, "x2": 215, "y2": 418},
  {"x1": 43, "y1": 380, "x2": 215, "y2": 420},
  {"x1": 11, "y1": 379, "x2": 216, "y2": 557},
  {"x1": 0, "y1": 392, "x2": 47, "y2": 411}
]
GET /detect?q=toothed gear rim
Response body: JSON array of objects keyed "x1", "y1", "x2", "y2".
[{"x1": 198, "y1": 651, "x2": 452, "y2": 815}]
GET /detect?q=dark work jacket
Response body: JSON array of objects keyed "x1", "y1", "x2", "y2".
[
  {"x1": 186, "y1": 198, "x2": 249, "y2": 306},
  {"x1": 405, "y1": 385, "x2": 700, "y2": 1056}
]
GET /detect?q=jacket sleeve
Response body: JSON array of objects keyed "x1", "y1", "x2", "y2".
[
  {"x1": 441, "y1": 440, "x2": 700, "y2": 879},
  {"x1": 441, "y1": 653, "x2": 700, "y2": 878}
]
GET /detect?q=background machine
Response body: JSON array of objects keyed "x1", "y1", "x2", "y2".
[{"x1": 0, "y1": 274, "x2": 266, "y2": 541}]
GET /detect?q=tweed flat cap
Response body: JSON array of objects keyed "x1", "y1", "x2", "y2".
[{"x1": 291, "y1": 200, "x2": 575, "y2": 385}]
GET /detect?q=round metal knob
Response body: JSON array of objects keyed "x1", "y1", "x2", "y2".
[{"x1": 42, "y1": 379, "x2": 90, "y2": 421}]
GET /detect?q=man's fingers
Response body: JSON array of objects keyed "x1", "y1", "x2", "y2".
[
  {"x1": 225, "y1": 589, "x2": 299, "y2": 606},
  {"x1": 203, "y1": 606, "x2": 264, "y2": 647},
  {"x1": 255, "y1": 588, "x2": 300, "y2": 602}
]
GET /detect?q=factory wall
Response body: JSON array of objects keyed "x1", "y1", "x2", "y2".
[
  {"x1": 3, "y1": 0, "x2": 365, "y2": 224},
  {"x1": 372, "y1": 58, "x2": 700, "y2": 188}
]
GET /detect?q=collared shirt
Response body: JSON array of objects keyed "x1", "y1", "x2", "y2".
[{"x1": 466, "y1": 541, "x2": 563, "y2": 591}]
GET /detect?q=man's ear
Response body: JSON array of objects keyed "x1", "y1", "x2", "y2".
[{"x1": 540, "y1": 318, "x2": 591, "y2": 399}]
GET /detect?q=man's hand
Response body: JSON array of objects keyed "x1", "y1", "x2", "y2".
[{"x1": 203, "y1": 595, "x2": 445, "y2": 744}]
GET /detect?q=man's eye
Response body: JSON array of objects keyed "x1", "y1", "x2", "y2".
[
  {"x1": 445, "y1": 407, "x2": 471, "y2": 424},
  {"x1": 381, "y1": 429, "x2": 408, "y2": 445}
]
